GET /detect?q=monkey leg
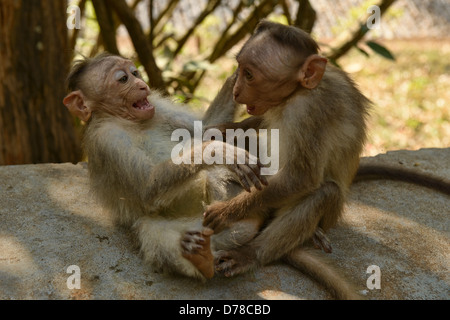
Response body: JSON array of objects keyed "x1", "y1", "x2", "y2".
[
  {"x1": 317, "y1": 181, "x2": 344, "y2": 232},
  {"x1": 214, "y1": 181, "x2": 343, "y2": 277},
  {"x1": 255, "y1": 181, "x2": 343, "y2": 265},
  {"x1": 212, "y1": 216, "x2": 264, "y2": 252},
  {"x1": 133, "y1": 216, "x2": 210, "y2": 280}
]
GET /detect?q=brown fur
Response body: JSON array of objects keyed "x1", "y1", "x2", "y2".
[
  {"x1": 355, "y1": 164, "x2": 450, "y2": 195},
  {"x1": 64, "y1": 54, "x2": 266, "y2": 280},
  {"x1": 203, "y1": 21, "x2": 369, "y2": 299}
]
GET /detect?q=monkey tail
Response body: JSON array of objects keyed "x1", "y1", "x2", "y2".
[
  {"x1": 283, "y1": 248, "x2": 362, "y2": 300},
  {"x1": 354, "y1": 164, "x2": 450, "y2": 196}
]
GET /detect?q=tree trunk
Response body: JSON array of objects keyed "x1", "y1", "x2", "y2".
[
  {"x1": 92, "y1": 0, "x2": 120, "y2": 55},
  {"x1": 0, "y1": 1, "x2": 81, "y2": 165}
]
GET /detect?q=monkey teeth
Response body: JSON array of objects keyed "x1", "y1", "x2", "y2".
[{"x1": 133, "y1": 98, "x2": 152, "y2": 110}]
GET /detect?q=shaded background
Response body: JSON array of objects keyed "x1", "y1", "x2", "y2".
[{"x1": 0, "y1": 0, "x2": 449, "y2": 165}]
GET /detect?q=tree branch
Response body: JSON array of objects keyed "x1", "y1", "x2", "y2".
[
  {"x1": 326, "y1": 0, "x2": 396, "y2": 61},
  {"x1": 92, "y1": 0, "x2": 120, "y2": 55},
  {"x1": 108, "y1": 0, "x2": 166, "y2": 92},
  {"x1": 172, "y1": 0, "x2": 221, "y2": 58},
  {"x1": 208, "y1": 0, "x2": 278, "y2": 63},
  {"x1": 153, "y1": 0, "x2": 180, "y2": 39}
]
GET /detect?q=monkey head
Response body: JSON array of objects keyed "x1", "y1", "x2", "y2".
[
  {"x1": 233, "y1": 21, "x2": 327, "y2": 116},
  {"x1": 63, "y1": 53, "x2": 153, "y2": 122}
]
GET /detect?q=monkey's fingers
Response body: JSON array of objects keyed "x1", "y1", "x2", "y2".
[
  {"x1": 214, "y1": 252, "x2": 236, "y2": 273},
  {"x1": 256, "y1": 159, "x2": 269, "y2": 186},
  {"x1": 245, "y1": 155, "x2": 268, "y2": 187},
  {"x1": 203, "y1": 213, "x2": 221, "y2": 232},
  {"x1": 181, "y1": 240, "x2": 203, "y2": 254},
  {"x1": 231, "y1": 164, "x2": 252, "y2": 192},
  {"x1": 201, "y1": 228, "x2": 214, "y2": 246},
  {"x1": 181, "y1": 229, "x2": 213, "y2": 254},
  {"x1": 184, "y1": 231, "x2": 206, "y2": 244},
  {"x1": 251, "y1": 162, "x2": 268, "y2": 187},
  {"x1": 238, "y1": 164, "x2": 264, "y2": 191},
  {"x1": 203, "y1": 218, "x2": 225, "y2": 234},
  {"x1": 202, "y1": 228, "x2": 214, "y2": 237}
]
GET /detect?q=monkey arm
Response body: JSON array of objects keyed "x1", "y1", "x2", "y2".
[
  {"x1": 203, "y1": 74, "x2": 238, "y2": 126},
  {"x1": 90, "y1": 124, "x2": 207, "y2": 204},
  {"x1": 205, "y1": 116, "x2": 263, "y2": 135},
  {"x1": 234, "y1": 116, "x2": 264, "y2": 131},
  {"x1": 92, "y1": 125, "x2": 265, "y2": 205}
]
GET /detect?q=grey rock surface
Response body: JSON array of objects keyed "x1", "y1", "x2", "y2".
[{"x1": 0, "y1": 148, "x2": 448, "y2": 300}]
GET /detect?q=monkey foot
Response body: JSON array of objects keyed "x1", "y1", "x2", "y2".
[
  {"x1": 312, "y1": 227, "x2": 332, "y2": 253},
  {"x1": 181, "y1": 228, "x2": 215, "y2": 279},
  {"x1": 215, "y1": 246, "x2": 257, "y2": 277}
]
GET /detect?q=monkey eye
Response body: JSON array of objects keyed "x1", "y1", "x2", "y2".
[
  {"x1": 115, "y1": 70, "x2": 128, "y2": 84},
  {"x1": 244, "y1": 69, "x2": 254, "y2": 81},
  {"x1": 131, "y1": 70, "x2": 141, "y2": 78},
  {"x1": 119, "y1": 75, "x2": 128, "y2": 83},
  {"x1": 130, "y1": 66, "x2": 141, "y2": 78}
]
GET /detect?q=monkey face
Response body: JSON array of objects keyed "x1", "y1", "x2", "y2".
[
  {"x1": 232, "y1": 28, "x2": 327, "y2": 116},
  {"x1": 102, "y1": 57, "x2": 154, "y2": 121},
  {"x1": 64, "y1": 56, "x2": 154, "y2": 122},
  {"x1": 233, "y1": 38, "x2": 300, "y2": 116}
]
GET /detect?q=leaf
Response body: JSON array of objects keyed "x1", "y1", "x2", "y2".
[
  {"x1": 355, "y1": 45, "x2": 370, "y2": 57},
  {"x1": 366, "y1": 41, "x2": 396, "y2": 61}
]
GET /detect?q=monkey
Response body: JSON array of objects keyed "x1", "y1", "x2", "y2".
[
  {"x1": 63, "y1": 52, "x2": 269, "y2": 281},
  {"x1": 62, "y1": 52, "x2": 369, "y2": 300},
  {"x1": 203, "y1": 20, "x2": 450, "y2": 299},
  {"x1": 201, "y1": 20, "x2": 372, "y2": 298}
]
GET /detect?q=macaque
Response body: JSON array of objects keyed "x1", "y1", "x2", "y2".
[
  {"x1": 63, "y1": 53, "x2": 268, "y2": 281},
  {"x1": 203, "y1": 21, "x2": 371, "y2": 293},
  {"x1": 203, "y1": 20, "x2": 450, "y2": 299}
]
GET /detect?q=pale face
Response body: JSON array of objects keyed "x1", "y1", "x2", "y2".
[{"x1": 89, "y1": 57, "x2": 154, "y2": 121}]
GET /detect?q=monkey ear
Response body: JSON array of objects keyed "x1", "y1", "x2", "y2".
[
  {"x1": 63, "y1": 90, "x2": 92, "y2": 122},
  {"x1": 298, "y1": 55, "x2": 327, "y2": 89}
]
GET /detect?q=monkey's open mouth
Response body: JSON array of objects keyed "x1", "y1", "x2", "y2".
[
  {"x1": 133, "y1": 98, "x2": 153, "y2": 111},
  {"x1": 247, "y1": 105, "x2": 256, "y2": 113}
]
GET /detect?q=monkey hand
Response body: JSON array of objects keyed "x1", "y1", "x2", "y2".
[
  {"x1": 225, "y1": 145, "x2": 268, "y2": 192},
  {"x1": 201, "y1": 140, "x2": 267, "y2": 192},
  {"x1": 181, "y1": 228, "x2": 215, "y2": 279},
  {"x1": 202, "y1": 201, "x2": 237, "y2": 233},
  {"x1": 215, "y1": 245, "x2": 257, "y2": 277}
]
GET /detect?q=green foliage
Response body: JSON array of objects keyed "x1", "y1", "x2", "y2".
[
  {"x1": 366, "y1": 40, "x2": 395, "y2": 61},
  {"x1": 73, "y1": 0, "x2": 401, "y2": 104}
]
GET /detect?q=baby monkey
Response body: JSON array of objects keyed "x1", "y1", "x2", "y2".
[
  {"x1": 204, "y1": 20, "x2": 450, "y2": 291},
  {"x1": 204, "y1": 20, "x2": 370, "y2": 281},
  {"x1": 63, "y1": 53, "x2": 267, "y2": 281}
]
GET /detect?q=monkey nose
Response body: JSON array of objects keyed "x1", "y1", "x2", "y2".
[{"x1": 141, "y1": 85, "x2": 150, "y2": 95}]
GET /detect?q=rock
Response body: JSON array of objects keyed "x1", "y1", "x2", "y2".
[{"x1": 0, "y1": 148, "x2": 448, "y2": 300}]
